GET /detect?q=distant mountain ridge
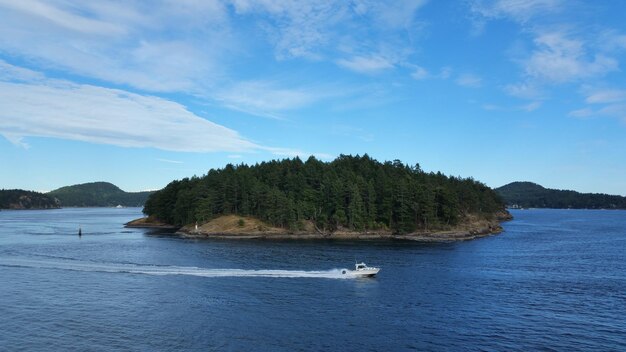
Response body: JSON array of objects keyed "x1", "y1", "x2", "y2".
[
  {"x1": 47, "y1": 182, "x2": 153, "y2": 207},
  {"x1": 495, "y1": 182, "x2": 626, "y2": 209},
  {"x1": 0, "y1": 189, "x2": 60, "y2": 209}
]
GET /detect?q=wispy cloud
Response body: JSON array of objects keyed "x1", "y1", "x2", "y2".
[
  {"x1": 585, "y1": 88, "x2": 626, "y2": 104},
  {"x1": 336, "y1": 55, "x2": 395, "y2": 74},
  {"x1": 472, "y1": 0, "x2": 626, "y2": 129},
  {"x1": 569, "y1": 105, "x2": 626, "y2": 122},
  {"x1": 232, "y1": 0, "x2": 344, "y2": 61},
  {"x1": 0, "y1": 0, "x2": 432, "y2": 121},
  {"x1": 568, "y1": 108, "x2": 594, "y2": 119},
  {"x1": 569, "y1": 87, "x2": 626, "y2": 122},
  {"x1": 501, "y1": 29, "x2": 621, "y2": 113},
  {"x1": 0, "y1": 0, "x2": 127, "y2": 35},
  {"x1": 504, "y1": 82, "x2": 546, "y2": 100},
  {"x1": 480, "y1": 101, "x2": 541, "y2": 112},
  {"x1": 0, "y1": 1, "x2": 231, "y2": 93},
  {"x1": 233, "y1": 0, "x2": 427, "y2": 74},
  {"x1": 0, "y1": 61, "x2": 258, "y2": 153},
  {"x1": 439, "y1": 67, "x2": 452, "y2": 79},
  {"x1": 410, "y1": 66, "x2": 429, "y2": 80},
  {"x1": 0, "y1": 60, "x2": 45, "y2": 82},
  {"x1": 156, "y1": 158, "x2": 184, "y2": 164},
  {"x1": 353, "y1": 0, "x2": 429, "y2": 29},
  {"x1": 470, "y1": 0, "x2": 563, "y2": 24},
  {"x1": 214, "y1": 80, "x2": 337, "y2": 119},
  {"x1": 455, "y1": 73, "x2": 482, "y2": 88},
  {"x1": 522, "y1": 101, "x2": 542, "y2": 111},
  {"x1": 524, "y1": 32, "x2": 618, "y2": 84}
]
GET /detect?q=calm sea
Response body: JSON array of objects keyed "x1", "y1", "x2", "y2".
[{"x1": 1, "y1": 208, "x2": 625, "y2": 351}]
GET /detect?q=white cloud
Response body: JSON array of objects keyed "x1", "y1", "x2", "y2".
[
  {"x1": 568, "y1": 108, "x2": 594, "y2": 119},
  {"x1": 524, "y1": 32, "x2": 618, "y2": 84},
  {"x1": 352, "y1": 0, "x2": 428, "y2": 29},
  {"x1": 570, "y1": 87, "x2": 626, "y2": 122},
  {"x1": 455, "y1": 73, "x2": 482, "y2": 88},
  {"x1": 439, "y1": 67, "x2": 452, "y2": 79},
  {"x1": 214, "y1": 80, "x2": 329, "y2": 119},
  {"x1": 0, "y1": 0, "x2": 430, "y2": 121},
  {"x1": 0, "y1": 0, "x2": 403, "y2": 120},
  {"x1": 232, "y1": 1, "x2": 347, "y2": 60},
  {"x1": 568, "y1": 105, "x2": 626, "y2": 122},
  {"x1": 585, "y1": 89, "x2": 626, "y2": 104},
  {"x1": 0, "y1": 0, "x2": 231, "y2": 93},
  {"x1": 480, "y1": 101, "x2": 541, "y2": 112},
  {"x1": 156, "y1": 158, "x2": 184, "y2": 164},
  {"x1": 233, "y1": 0, "x2": 427, "y2": 72},
  {"x1": 482, "y1": 104, "x2": 500, "y2": 111},
  {"x1": 504, "y1": 31, "x2": 621, "y2": 97},
  {"x1": 597, "y1": 31, "x2": 626, "y2": 52},
  {"x1": 0, "y1": 62, "x2": 259, "y2": 153},
  {"x1": 615, "y1": 35, "x2": 626, "y2": 49},
  {"x1": 0, "y1": 60, "x2": 45, "y2": 82},
  {"x1": 504, "y1": 82, "x2": 545, "y2": 99},
  {"x1": 336, "y1": 55, "x2": 395, "y2": 74},
  {"x1": 410, "y1": 66, "x2": 429, "y2": 80},
  {"x1": 522, "y1": 101, "x2": 541, "y2": 111},
  {"x1": 471, "y1": 0, "x2": 563, "y2": 23},
  {"x1": 598, "y1": 104, "x2": 626, "y2": 121},
  {"x1": 0, "y1": 0, "x2": 127, "y2": 35}
]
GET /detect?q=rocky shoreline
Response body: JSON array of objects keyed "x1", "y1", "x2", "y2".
[
  {"x1": 125, "y1": 216, "x2": 179, "y2": 229},
  {"x1": 127, "y1": 212, "x2": 512, "y2": 242}
]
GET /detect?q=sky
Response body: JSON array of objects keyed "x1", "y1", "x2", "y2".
[{"x1": 1, "y1": 0, "x2": 626, "y2": 195}]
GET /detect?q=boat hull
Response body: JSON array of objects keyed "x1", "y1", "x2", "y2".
[{"x1": 341, "y1": 268, "x2": 380, "y2": 278}]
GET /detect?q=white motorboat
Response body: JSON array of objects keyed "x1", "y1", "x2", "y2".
[{"x1": 341, "y1": 262, "x2": 380, "y2": 277}]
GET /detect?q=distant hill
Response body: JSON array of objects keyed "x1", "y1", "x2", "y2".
[
  {"x1": 47, "y1": 182, "x2": 153, "y2": 207},
  {"x1": 0, "y1": 189, "x2": 60, "y2": 209},
  {"x1": 495, "y1": 182, "x2": 626, "y2": 209}
]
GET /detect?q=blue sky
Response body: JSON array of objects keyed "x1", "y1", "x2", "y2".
[{"x1": 1, "y1": 0, "x2": 626, "y2": 195}]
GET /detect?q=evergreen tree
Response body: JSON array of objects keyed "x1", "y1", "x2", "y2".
[{"x1": 143, "y1": 155, "x2": 507, "y2": 233}]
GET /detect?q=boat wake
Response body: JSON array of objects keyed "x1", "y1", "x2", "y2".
[{"x1": 0, "y1": 257, "x2": 352, "y2": 279}]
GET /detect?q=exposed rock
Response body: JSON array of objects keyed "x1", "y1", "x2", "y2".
[
  {"x1": 164, "y1": 213, "x2": 512, "y2": 242},
  {"x1": 125, "y1": 216, "x2": 179, "y2": 229}
]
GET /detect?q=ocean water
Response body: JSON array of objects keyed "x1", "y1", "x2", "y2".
[{"x1": 1, "y1": 208, "x2": 625, "y2": 351}]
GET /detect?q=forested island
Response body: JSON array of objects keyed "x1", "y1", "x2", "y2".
[
  {"x1": 496, "y1": 182, "x2": 626, "y2": 209},
  {"x1": 48, "y1": 182, "x2": 152, "y2": 207},
  {"x1": 0, "y1": 189, "x2": 60, "y2": 209},
  {"x1": 137, "y1": 155, "x2": 511, "y2": 240}
]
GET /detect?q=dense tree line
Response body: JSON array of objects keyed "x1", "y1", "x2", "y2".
[
  {"x1": 47, "y1": 182, "x2": 152, "y2": 207},
  {"x1": 496, "y1": 182, "x2": 626, "y2": 209},
  {"x1": 0, "y1": 189, "x2": 60, "y2": 209},
  {"x1": 144, "y1": 155, "x2": 505, "y2": 234}
]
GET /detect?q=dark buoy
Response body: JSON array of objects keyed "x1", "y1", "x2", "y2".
[{"x1": 78, "y1": 226, "x2": 82, "y2": 237}]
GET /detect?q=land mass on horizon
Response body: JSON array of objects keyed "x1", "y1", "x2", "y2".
[
  {"x1": 0, "y1": 189, "x2": 60, "y2": 210},
  {"x1": 1, "y1": 182, "x2": 153, "y2": 209},
  {"x1": 496, "y1": 182, "x2": 626, "y2": 209},
  {"x1": 47, "y1": 182, "x2": 153, "y2": 207}
]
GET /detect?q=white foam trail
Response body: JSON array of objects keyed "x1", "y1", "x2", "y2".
[{"x1": 0, "y1": 257, "x2": 352, "y2": 279}]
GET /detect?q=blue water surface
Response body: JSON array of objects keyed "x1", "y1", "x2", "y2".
[{"x1": 1, "y1": 208, "x2": 625, "y2": 351}]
